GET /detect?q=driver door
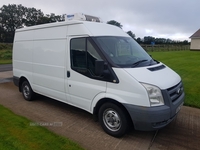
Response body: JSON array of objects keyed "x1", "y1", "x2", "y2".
[{"x1": 66, "y1": 36, "x2": 107, "y2": 112}]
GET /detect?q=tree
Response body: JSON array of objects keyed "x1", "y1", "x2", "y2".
[
  {"x1": 46, "y1": 13, "x2": 65, "y2": 22},
  {"x1": 107, "y1": 20, "x2": 123, "y2": 28},
  {"x1": 0, "y1": 24, "x2": 6, "y2": 42},
  {"x1": 23, "y1": 7, "x2": 45, "y2": 26},
  {"x1": 143, "y1": 36, "x2": 155, "y2": 44},
  {"x1": 0, "y1": 4, "x2": 65, "y2": 43},
  {"x1": 24, "y1": 11, "x2": 64, "y2": 26},
  {"x1": 126, "y1": 31, "x2": 135, "y2": 39},
  {"x1": 166, "y1": 38, "x2": 172, "y2": 44},
  {"x1": 136, "y1": 37, "x2": 142, "y2": 44},
  {"x1": 0, "y1": 4, "x2": 26, "y2": 42},
  {"x1": 182, "y1": 40, "x2": 189, "y2": 45}
]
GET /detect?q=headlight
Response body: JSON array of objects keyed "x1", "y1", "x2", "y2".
[{"x1": 141, "y1": 83, "x2": 164, "y2": 106}]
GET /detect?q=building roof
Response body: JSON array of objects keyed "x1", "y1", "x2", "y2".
[{"x1": 190, "y1": 29, "x2": 200, "y2": 38}]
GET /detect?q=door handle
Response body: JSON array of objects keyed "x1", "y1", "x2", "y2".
[{"x1": 67, "y1": 71, "x2": 70, "y2": 78}]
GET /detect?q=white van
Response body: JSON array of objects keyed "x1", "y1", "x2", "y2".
[{"x1": 13, "y1": 13, "x2": 184, "y2": 137}]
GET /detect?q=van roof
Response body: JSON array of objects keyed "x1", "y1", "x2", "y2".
[
  {"x1": 16, "y1": 20, "x2": 83, "y2": 32},
  {"x1": 16, "y1": 20, "x2": 129, "y2": 37}
]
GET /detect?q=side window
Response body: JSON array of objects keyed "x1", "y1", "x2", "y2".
[
  {"x1": 70, "y1": 38, "x2": 87, "y2": 69},
  {"x1": 87, "y1": 39, "x2": 102, "y2": 75},
  {"x1": 70, "y1": 37, "x2": 102, "y2": 76}
]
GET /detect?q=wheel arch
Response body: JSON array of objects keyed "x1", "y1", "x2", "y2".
[
  {"x1": 19, "y1": 76, "x2": 30, "y2": 92},
  {"x1": 93, "y1": 98, "x2": 133, "y2": 126}
]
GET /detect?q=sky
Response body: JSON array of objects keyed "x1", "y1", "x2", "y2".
[{"x1": 0, "y1": 0, "x2": 200, "y2": 41}]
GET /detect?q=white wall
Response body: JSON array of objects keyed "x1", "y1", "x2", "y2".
[{"x1": 190, "y1": 38, "x2": 200, "y2": 50}]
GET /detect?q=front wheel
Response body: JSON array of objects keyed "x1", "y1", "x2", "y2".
[
  {"x1": 98, "y1": 103, "x2": 130, "y2": 137},
  {"x1": 21, "y1": 81, "x2": 35, "y2": 101}
]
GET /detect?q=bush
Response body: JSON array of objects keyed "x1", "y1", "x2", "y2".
[
  {"x1": 0, "y1": 50, "x2": 12, "y2": 59},
  {"x1": 0, "y1": 43, "x2": 13, "y2": 50}
]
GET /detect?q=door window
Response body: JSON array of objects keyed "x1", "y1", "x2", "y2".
[{"x1": 70, "y1": 37, "x2": 102, "y2": 77}]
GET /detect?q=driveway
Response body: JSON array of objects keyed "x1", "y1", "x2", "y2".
[{"x1": 0, "y1": 72, "x2": 200, "y2": 150}]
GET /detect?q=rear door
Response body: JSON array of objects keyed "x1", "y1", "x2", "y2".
[{"x1": 66, "y1": 36, "x2": 107, "y2": 112}]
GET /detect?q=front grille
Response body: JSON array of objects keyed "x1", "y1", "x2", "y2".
[{"x1": 167, "y1": 82, "x2": 183, "y2": 103}]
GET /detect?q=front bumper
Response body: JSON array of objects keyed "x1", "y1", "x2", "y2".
[{"x1": 123, "y1": 82, "x2": 185, "y2": 131}]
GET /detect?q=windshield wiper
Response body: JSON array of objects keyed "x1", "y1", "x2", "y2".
[
  {"x1": 149, "y1": 59, "x2": 155, "y2": 66},
  {"x1": 131, "y1": 59, "x2": 148, "y2": 67}
]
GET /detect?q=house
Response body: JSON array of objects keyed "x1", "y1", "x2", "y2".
[{"x1": 190, "y1": 29, "x2": 200, "y2": 51}]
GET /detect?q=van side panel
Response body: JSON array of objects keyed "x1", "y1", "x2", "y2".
[
  {"x1": 32, "y1": 26, "x2": 68, "y2": 101},
  {"x1": 33, "y1": 26, "x2": 67, "y2": 40},
  {"x1": 13, "y1": 31, "x2": 33, "y2": 85},
  {"x1": 32, "y1": 40, "x2": 66, "y2": 100}
]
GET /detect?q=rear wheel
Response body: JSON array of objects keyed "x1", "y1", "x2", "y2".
[
  {"x1": 98, "y1": 102, "x2": 130, "y2": 137},
  {"x1": 21, "y1": 81, "x2": 35, "y2": 101}
]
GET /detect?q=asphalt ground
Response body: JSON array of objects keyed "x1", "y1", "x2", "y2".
[
  {"x1": 0, "y1": 70, "x2": 200, "y2": 150},
  {"x1": 0, "y1": 64, "x2": 12, "y2": 72}
]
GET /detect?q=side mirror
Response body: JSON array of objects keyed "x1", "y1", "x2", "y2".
[{"x1": 95, "y1": 60, "x2": 104, "y2": 76}]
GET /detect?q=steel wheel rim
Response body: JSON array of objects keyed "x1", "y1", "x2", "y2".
[
  {"x1": 23, "y1": 85, "x2": 30, "y2": 99},
  {"x1": 103, "y1": 108, "x2": 121, "y2": 132}
]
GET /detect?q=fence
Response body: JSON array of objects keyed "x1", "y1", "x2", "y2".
[
  {"x1": 141, "y1": 44, "x2": 190, "y2": 52},
  {"x1": 0, "y1": 43, "x2": 191, "y2": 52}
]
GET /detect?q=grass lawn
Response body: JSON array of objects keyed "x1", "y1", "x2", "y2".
[
  {"x1": 0, "y1": 59, "x2": 12, "y2": 64},
  {"x1": 0, "y1": 104, "x2": 84, "y2": 150},
  {"x1": 148, "y1": 50, "x2": 200, "y2": 109}
]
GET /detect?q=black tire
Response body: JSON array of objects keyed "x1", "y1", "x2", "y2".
[
  {"x1": 98, "y1": 102, "x2": 130, "y2": 137},
  {"x1": 21, "y1": 81, "x2": 35, "y2": 101}
]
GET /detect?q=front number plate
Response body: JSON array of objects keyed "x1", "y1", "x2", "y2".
[{"x1": 176, "y1": 102, "x2": 183, "y2": 114}]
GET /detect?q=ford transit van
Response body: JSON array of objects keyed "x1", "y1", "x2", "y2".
[{"x1": 13, "y1": 13, "x2": 184, "y2": 137}]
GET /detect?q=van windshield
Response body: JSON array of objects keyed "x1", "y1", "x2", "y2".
[{"x1": 93, "y1": 36, "x2": 157, "y2": 68}]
